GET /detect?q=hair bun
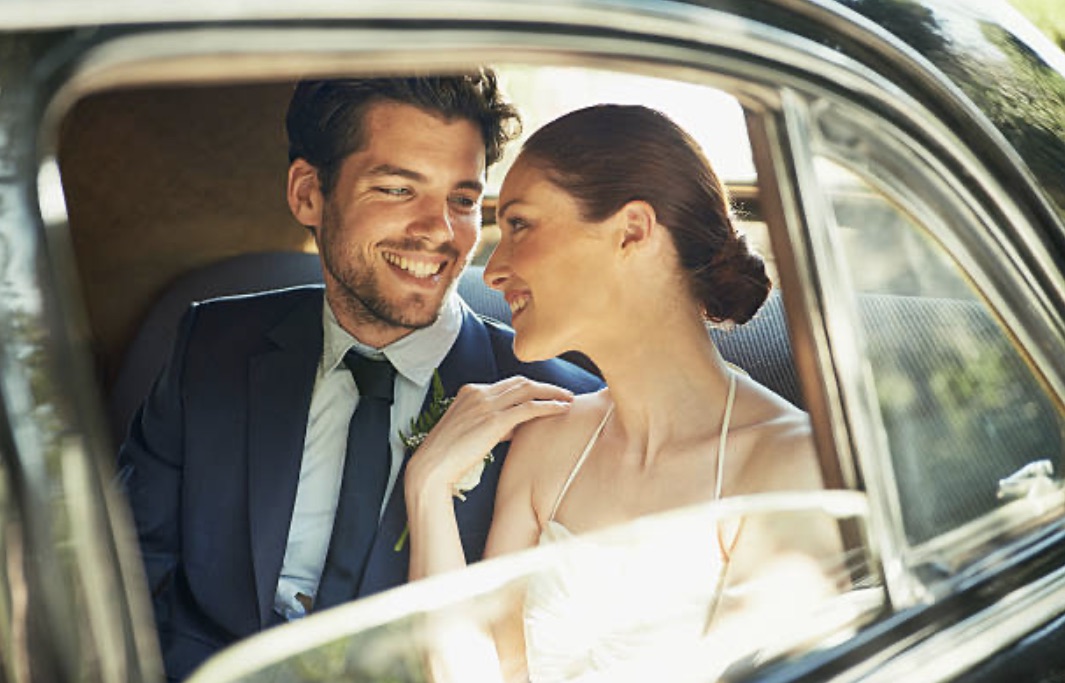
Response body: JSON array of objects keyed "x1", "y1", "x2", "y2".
[{"x1": 697, "y1": 231, "x2": 771, "y2": 325}]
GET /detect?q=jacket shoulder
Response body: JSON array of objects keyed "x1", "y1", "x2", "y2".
[
  {"x1": 184, "y1": 285, "x2": 323, "y2": 353},
  {"x1": 193, "y1": 284, "x2": 323, "y2": 318}
]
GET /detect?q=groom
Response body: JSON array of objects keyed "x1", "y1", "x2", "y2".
[{"x1": 118, "y1": 72, "x2": 601, "y2": 681}]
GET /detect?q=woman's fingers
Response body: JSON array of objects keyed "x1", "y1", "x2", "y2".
[
  {"x1": 454, "y1": 377, "x2": 575, "y2": 412},
  {"x1": 445, "y1": 380, "x2": 573, "y2": 441},
  {"x1": 490, "y1": 398, "x2": 573, "y2": 441}
]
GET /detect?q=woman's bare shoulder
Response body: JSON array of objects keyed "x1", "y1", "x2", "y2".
[
  {"x1": 505, "y1": 390, "x2": 613, "y2": 510},
  {"x1": 508, "y1": 390, "x2": 611, "y2": 464},
  {"x1": 732, "y1": 376, "x2": 824, "y2": 493}
]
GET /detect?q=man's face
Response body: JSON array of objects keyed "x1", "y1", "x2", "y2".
[{"x1": 310, "y1": 101, "x2": 486, "y2": 345}]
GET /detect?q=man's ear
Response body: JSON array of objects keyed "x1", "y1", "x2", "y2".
[
  {"x1": 618, "y1": 200, "x2": 657, "y2": 253},
  {"x1": 287, "y1": 159, "x2": 324, "y2": 229}
]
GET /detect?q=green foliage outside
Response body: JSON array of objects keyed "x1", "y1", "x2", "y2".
[{"x1": 1010, "y1": 0, "x2": 1065, "y2": 49}]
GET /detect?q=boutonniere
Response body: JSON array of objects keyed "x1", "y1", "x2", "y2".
[{"x1": 393, "y1": 370, "x2": 495, "y2": 552}]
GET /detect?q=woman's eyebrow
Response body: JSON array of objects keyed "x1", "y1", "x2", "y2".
[{"x1": 497, "y1": 198, "x2": 519, "y2": 218}]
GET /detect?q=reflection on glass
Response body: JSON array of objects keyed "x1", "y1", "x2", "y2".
[
  {"x1": 818, "y1": 158, "x2": 1065, "y2": 545},
  {"x1": 188, "y1": 492, "x2": 882, "y2": 683}
]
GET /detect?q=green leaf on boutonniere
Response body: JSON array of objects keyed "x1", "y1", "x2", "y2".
[
  {"x1": 394, "y1": 369, "x2": 494, "y2": 552},
  {"x1": 399, "y1": 370, "x2": 454, "y2": 451}
]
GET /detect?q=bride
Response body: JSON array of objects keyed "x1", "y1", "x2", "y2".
[{"x1": 404, "y1": 104, "x2": 838, "y2": 681}]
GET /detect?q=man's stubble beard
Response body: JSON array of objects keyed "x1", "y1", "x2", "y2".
[{"x1": 318, "y1": 207, "x2": 472, "y2": 334}]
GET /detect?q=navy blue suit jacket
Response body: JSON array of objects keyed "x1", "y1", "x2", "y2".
[{"x1": 117, "y1": 285, "x2": 602, "y2": 680}]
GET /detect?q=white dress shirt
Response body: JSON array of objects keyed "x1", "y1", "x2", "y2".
[{"x1": 273, "y1": 292, "x2": 463, "y2": 619}]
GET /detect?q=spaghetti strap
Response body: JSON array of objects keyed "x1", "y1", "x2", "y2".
[
  {"x1": 714, "y1": 372, "x2": 737, "y2": 501},
  {"x1": 548, "y1": 404, "x2": 615, "y2": 522},
  {"x1": 706, "y1": 371, "x2": 741, "y2": 634}
]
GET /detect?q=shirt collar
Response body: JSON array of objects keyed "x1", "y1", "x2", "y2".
[{"x1": 321, "y1": 289, "x2": 464, "y2": 387}]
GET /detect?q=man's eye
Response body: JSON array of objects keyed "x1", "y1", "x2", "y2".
[
  {"x1": 507, "y1": 217, "x2": 529, "y2": 233},
  {"x1": 377, "y1": 187, "x2": 411, "y2": 197},
  {"x1": 450, "y1": 195, "x2": 479, "y2": 210}
]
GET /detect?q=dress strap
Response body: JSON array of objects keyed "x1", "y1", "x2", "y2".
[
  {"x1": 705, "y1": 371, "x2": 742, "y2": 635},
  {"x1": 714, "y1": 371, "x2": 737, "y2": 502},
  {"x1": 548, "y1": 403, "x2": 615, "y2": 522}
]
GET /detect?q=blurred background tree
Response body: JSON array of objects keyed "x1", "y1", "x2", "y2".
[{"x1": 1010, "y1": 0, "x2": 1065, "y2": 49}]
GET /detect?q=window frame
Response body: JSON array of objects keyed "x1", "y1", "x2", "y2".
[
  {"x1": 38, "y1": 1, "x2": 1065, "y2": 614},
  {"x1": 5, "y1": 1, "x2": 1062, "y2": 679}
]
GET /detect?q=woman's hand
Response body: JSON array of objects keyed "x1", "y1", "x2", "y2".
[
  {"x1": 404, "y1": 376, "x2": 574, "y2": 581},
  {"x1": 405, "y1": 376, "x2": 574, "y2": 502}
]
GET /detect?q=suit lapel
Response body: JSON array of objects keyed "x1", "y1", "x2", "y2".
[
  {"x1": 247, "y1": 292, "x2": 322, "y2": 627},
  {"x1": 359, "y1": 307, "x2": 499, "y2": 596}
]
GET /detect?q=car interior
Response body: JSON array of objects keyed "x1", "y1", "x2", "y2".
[
  {"x1": 60, "y1": 75, "x2": 1060, "y2": 547},
  {"x1": 45, "y1": 52, "x2": 1065, "y2": 679}
]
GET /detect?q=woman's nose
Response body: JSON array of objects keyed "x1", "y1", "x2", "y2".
[{"x1": 483, "y1": 246, "x2": 509, "y2": 291}]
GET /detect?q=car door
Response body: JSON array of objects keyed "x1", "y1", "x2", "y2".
[{"x1": 1, "y1": 1, "x2": 1063, "y2": 682}]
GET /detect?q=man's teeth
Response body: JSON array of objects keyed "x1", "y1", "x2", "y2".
[
  {"x1": 384, "y1": 253, "x2": 443, "y2": 279},
  {"x1": 509, "y1": 296, "x2": 529, "y2": 315}
]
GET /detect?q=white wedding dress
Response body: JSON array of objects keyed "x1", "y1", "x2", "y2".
[{"x1": 523, "y1": 375, "x2": 739, "y2": 682}]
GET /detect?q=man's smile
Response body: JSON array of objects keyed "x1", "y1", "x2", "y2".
[{"x1": 382, "y1": 250, "x2": 448, "y2": 280}]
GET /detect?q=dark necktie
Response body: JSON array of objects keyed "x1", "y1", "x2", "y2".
[{"x1": 314, "y1": 351, "x2": 396, "y2": 610}]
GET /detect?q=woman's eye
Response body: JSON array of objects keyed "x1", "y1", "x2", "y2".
[{"x1": 507, "y1": 217, "x2": 530, "y2": 233}]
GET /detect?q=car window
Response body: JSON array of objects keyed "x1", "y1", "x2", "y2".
[
  {"x1": 184, "y1": 493, "x2": 882, "y2": 683},
  {"x1": 813, "y1": 156, "x2": 1065, "y2": 548},
  {"x1": 56, "y1": 62, "x2": 849, "y2": 679}
]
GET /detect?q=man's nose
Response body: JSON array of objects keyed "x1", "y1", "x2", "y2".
[{"x1": 410, "y1": 197, "x2": 455, "y2": 242}]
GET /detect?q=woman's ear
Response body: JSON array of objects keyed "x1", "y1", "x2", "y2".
[
  {"x1": 287, "y1": 159, "x2": 324, "y2": 230},
  {"x1": 618, "y1": 200, "x2": 657, "y2": 253}
]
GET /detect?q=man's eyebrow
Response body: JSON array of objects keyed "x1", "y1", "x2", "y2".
[
  {"x1": 367, "y1": 164, "x2": 484, "y2": 195},
  {"x1": 367, "y1": 164, "x2": 426, "y2": 182},
  {"x1": 456, "y1": 179, "x2": 485, "y2": 195}
]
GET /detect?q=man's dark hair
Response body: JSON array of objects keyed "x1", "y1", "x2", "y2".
[{"x1": 286, "y1": 69, "x2": 521, "y2": 195}]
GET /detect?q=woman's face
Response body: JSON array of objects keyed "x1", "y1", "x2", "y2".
[{"x1": 486, "y1": 158, "x2": 618, "y2": 362}]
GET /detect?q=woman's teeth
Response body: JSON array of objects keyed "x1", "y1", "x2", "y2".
[
  {"x1": 383, "y1": 253, "x2": 443, "y2": 279},
  {"x1": 509, "y1": 296, "x2": 529, "y2": 315}
]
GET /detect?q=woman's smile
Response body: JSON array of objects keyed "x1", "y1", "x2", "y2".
[{"x1": 506, "y1": 291, "x2": 531, "y2": 318}]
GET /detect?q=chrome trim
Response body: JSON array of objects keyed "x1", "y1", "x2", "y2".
[
  {"x1": 910, "y1": 490, "x2": 1065, "y2": 581},
  {"x1": 782, "y1": 0, "x2": 1065, "y2": 237},
  {"x1": 835, "y1": 548, "x2": 1065, "y2": 683}
]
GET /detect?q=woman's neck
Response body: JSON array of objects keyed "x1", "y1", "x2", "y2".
[{"x1": 587, "y1": 313, "x2": 734, "y2": 465}]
